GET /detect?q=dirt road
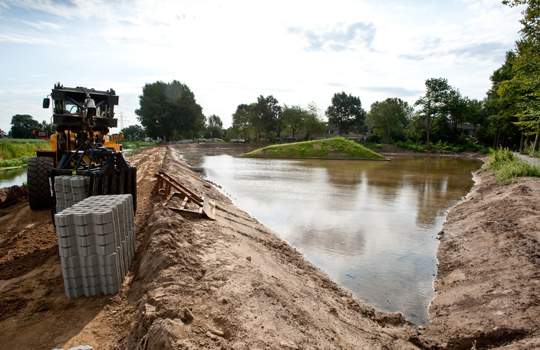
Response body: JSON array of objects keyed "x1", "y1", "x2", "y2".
[{"x1": 1, "y1": 145, "x2": 539, "y2": 349}]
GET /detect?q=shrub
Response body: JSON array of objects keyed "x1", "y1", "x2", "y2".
[{"x1": 488, "y1": 147, "x2": 540, "y2": 181}]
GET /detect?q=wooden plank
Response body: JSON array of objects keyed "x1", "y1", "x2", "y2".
[{"x1": 202, "y1": 198, "x2": 216, "y2": 220}]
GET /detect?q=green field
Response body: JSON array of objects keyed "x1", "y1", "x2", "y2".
[
  {"x1": 0, "y1": 139, "x2": 50, "y2": 168},
  {"x1": 242, "y1": 137, "x2": 387, "y2": 160}
]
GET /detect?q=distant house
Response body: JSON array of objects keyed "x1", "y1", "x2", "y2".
[
  {"x1": 457, "y1": 122, "x2": 475, "y2": 137},
  {"x1": 314, "y1": 122, "x2": 372, "y2": 142}
]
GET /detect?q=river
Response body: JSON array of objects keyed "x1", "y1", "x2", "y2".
[{"x1": 180, "y1": 149, "x2": 482, "y2": 325}]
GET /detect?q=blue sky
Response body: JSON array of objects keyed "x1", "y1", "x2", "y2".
[{"x1": 0, "y1": 0, "x2": 525, "y2": 134}]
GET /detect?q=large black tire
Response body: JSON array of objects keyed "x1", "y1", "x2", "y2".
[{"x1": 27, "y1": 157, "x2": 54, "y2": 210}]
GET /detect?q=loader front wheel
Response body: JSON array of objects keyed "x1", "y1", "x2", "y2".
[{"x1": 27, "y1": 157, "x2": 54, "y2": 210}]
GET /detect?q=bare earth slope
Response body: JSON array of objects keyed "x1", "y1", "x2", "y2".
[
  {"x1": 0, "y1": 146, "x2": 167, "y2": 350},
  {"x1": 417, "y1": 167, "x2": 540, "y2": 349}
]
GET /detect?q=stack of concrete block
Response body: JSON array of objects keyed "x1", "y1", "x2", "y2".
[
  {"x1": 54, "y1": 175, "x2": 90, "y2": 212},
  {"x1": 54, "y1": 194, "x2": 135, "y2": 298}
]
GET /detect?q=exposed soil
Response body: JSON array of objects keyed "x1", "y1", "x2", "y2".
[
  {"x1": 0, "y1": 145, "x2": 539, "y2": 349},
  {"x1": 416, "y1": 168, "x2": 540, "y2": 349}
]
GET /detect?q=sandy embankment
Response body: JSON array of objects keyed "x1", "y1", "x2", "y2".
[
  {"x1": 1, "y1": 145, "x2": 539, "y2": 349},
  {"x1": 417, "y1": 166, "x2": 540, "y2": 349}
]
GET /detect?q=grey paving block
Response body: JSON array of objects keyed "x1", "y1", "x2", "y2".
[
  {"x1": 61, "y1": 255, "x2": 80, "y2": 269},
  {"x1": 82, "y1": 274, "x2": 102, "y2": 288},
  {"x1": 74, "y1": 212, "x2": 93, "y2": 226},
  {"x1": 94, "y1": 222, "x2": 115, "y2": 235},
  {"x1": 62, "y1": 266, "x2": 80, "y2": 279},
  {"x1": 77, "y1": 244, "x2": 97, "y2": 256},
  {"x1": 76, "y1": 234, "x2": 96, "y2": 247},
  {"x1": 64, "y1": 275, "x2": 83, "y2": 289},
  {"x1": 96, "y1": 233, "x2": 115, "y2": 246},
  {"x1": 100, "y1": 273, "x2": 120, "y2": 287},
  {"x1": 65, "y1": 285, "x2": 85, "y2": 298},
  {"x1": 56, "y1": 225, "x2": 75, "y2": 239},
  {"x1": 97, "y1": 242, "x2": 117, "y2": 256},
  {"x1": 79, "y1": 254, "x2": 98, "y2": 267},
  {"x1": 80, "y1": 264, "x2": 100, "y2": 278},
  {"x1": 55, "y1": 193, "x2": 135, "y2": 298},
  {"x1": 55, "y1": 212, "x2": 74, "y2": 227},
  {"x1": 92, "y1": 210, "x2": 114, "y2": 225},
  {"x1": 59, "y1": 245, "x2": 79, "y2": 258},
  {"x1": 57, "y1": 235, "x2": 77, "y2": 249},
  {"x1": 83, "y1": 284, "x2": 102, "y2": 297}
]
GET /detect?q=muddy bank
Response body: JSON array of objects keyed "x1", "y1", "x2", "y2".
[{"x1": 417, "y1": 167, "x2": 540, "y2": 349}]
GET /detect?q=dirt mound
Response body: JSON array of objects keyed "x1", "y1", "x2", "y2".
[{"x1": 0, "y1": 184, "x2": 27, "y2": 208}]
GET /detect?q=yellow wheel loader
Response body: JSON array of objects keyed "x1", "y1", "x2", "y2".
[{"x1": 29, "y1": 83, "x2": 136, "y2": 214}]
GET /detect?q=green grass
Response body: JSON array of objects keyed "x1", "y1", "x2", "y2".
[
  {"x1": 392, "y1": 140, "x2": 489, "y2": 154},
  {"x1": 241, "y1": 137, "x2": 387, "y2": 160},
  {"x1": 488, "y1": 148, "x2": 540, "y2": 181},
  {"x1": 0, "y1": 139, "x2": 50, "y2": 168},
  {"x1": 118, "y1": 141, "x2": 156, "y2": 153}
]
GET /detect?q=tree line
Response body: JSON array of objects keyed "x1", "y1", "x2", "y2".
[{"x1": 7, "y1": 1, "x2": 539, "y2": 151}]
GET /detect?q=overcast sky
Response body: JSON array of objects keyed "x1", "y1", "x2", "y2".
[{"x1": 0, "y1": 0, "x2": 525, "y2": 134}]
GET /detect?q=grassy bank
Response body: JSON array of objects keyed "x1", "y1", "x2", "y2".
[
  {"x1": 242, "y1": 137, "x2": 387, "y2": 160},
  {"x1": 0, "y1": 139, "x2": 50, "y2": 168},
  {"x1": 488, "y1": 148, "x2": 540, "y2": 182},
  {"x1": 118, "y1": 141, "x2": 156, "y2": 154}
]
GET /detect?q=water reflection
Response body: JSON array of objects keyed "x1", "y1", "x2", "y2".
[
  {"x1": 0, "y1": 167, "x2": 27, "y2": 188},
  {"x1": 181, "y1": 150, "x2": 481, "y2": 325}
]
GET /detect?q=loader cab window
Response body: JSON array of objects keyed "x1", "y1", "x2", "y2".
[{"x1": 64, "y1": 101, "x2": 81, "y2": 114}]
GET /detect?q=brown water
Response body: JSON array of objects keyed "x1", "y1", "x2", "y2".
[
  {"x1": 181, "y1": 150, "x2": 482, "y2": 325},
  {"x1": 0, "y1": 167, "x2": 27, "y2": 188}
]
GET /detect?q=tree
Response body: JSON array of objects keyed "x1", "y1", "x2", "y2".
[
  {"x1": 135, "y1": 80, "x2": 205, "y2": 142},
  {"x1": 232, "y1": 104, "x2": 254, "y2": 140},
  {"x1": 9, "y1": 114, "x2": 41, "y2": 139},
  {"x1": 282, "y1": 105, "x2": 306, "y2": 141},
  {"x1": 205, "y1": 114, "x2": 223, "y2": 139},
  {"x1": 485, "y1": 51, "x2": 522, "y2": 148},
  {"x1": 501, "y1": 0, "x2": 540, "y2": 151},
  {"x1": 325, "y1": 92, "x2": 366, "y2": 136},
  {"x1": 0, "y1": 129, "x2": 5, "y2": 138},
  {"x1": 121, "y1": 124, "x2": 146, "y2": 141},
  {"x1": 304, "y1": 102, "x2": 326, "y2": 140},
  {"x1": 368, "y1": 98, "x2": 412, "y2": 143},
  {"x1": 255, "y1": 95, "x2": 282, "y2": 141},
  {"x1": 414, "y1": 78, "x2": 452, "y2": 145}
]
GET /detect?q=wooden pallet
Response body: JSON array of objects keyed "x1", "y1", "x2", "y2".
[{"x1": 153, "y1": 171, "x2": 216, "y2": 220}]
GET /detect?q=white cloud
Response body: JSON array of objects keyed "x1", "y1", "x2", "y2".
[
  {"x1": 0, "y1": 33, "x2": 52, "y2": 44},
  {"x1": 21, "y1": 20, "x2": 61, "y2": 31}
]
